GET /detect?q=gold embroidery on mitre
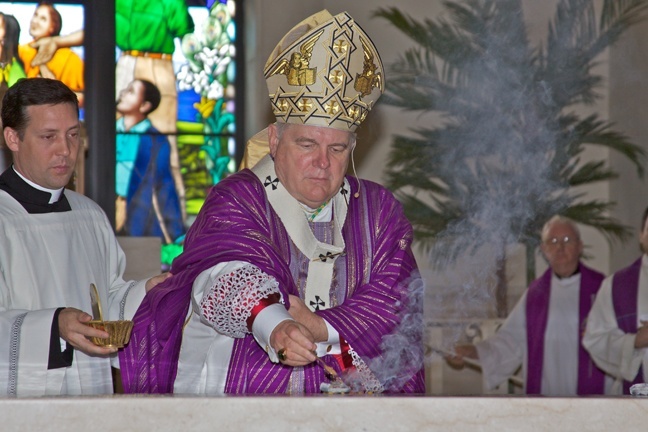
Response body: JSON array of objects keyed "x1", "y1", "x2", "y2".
[
  {"x1": 267, "y1": 29, "x2": 325, "y2": 86},
  {"x1": 333, "y1": 39, "x2": 348, "y2": 54},
  {"x1": 325, "y1": 100, "x2": 340, "y2": 114},
  {"x1": 329, "y1": 69, "x2": 344, "y2": 85},
  {"x1": 243, "y1": 9, "x2": 386, "y2": 171},
  {"x1": 348, "y1": 106, "x2": 360, "y2": 120},
  {"x1": 277, "y1": 99, "x2": 290, "y2": 113},
  {"x1": 354, "y1": 36, "x2": 383, "y2": 97},
  {"x1": 298, "y1": 98, "x2": 313, "y2": 112}
]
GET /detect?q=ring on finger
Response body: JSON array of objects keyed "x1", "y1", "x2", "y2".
[{"x1": 278, "y1": 348, "x2": 287, "y2": 362}]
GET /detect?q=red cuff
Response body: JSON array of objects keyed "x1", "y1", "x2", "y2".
[
  {"x1": 246, "y1": 293, "x2": 281, "y2": 330},
  {"x1": 333, "y1": 337, "x2": 354, "y2": 371}
]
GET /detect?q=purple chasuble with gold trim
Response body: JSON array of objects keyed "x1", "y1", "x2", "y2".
[
  {"x1": 119, "y1": 169, "x2": 425, "y2": 394},
  {"x1": 526, "y1": 263, "x2": 605, "y2": 395},
  {"x1": 611, "y1": 257, "x2": 644, "y2": 394}
]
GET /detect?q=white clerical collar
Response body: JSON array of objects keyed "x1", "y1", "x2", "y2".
[
  {"x1": 299, "y1": 200, "x2": 333, "y2": 222},
  {"x1": 552, "y1": 271, "x2": 580, "y2": 287},
  {"x1": 13, "y1": 166, "x2": 63, "y2": 204}
]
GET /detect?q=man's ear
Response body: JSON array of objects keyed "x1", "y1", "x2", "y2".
[
  {"x1": 139, "y1": 101, "x2": 152, "y2": 116},
  {"x1": 268, "y1": 123, "x2": 278, "y2": 158},
  {"x1": 3, "y1": 128, "x2": 20, "y2": 152}
]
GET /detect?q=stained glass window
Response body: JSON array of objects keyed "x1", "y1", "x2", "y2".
[
  {"x1": 0, "y1": 2, "x2": 85, "y2": 172},
  {"x1": 114, "y1": 0, "x2": 240, "y2": 269}
]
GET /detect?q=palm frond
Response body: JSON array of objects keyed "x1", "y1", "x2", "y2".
[
  {"x1": 563, "y1": 201, "x2": 634, "y2": 243},
  {"x1": 565, "y1": 160, "x2": 618, "y2": 186},
  {"x1": 375, "y1": 0, "x2": 648, "y2": 284}
]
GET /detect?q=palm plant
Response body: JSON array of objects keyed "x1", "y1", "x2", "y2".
[{"x1": 374, "y1": 0, "x2": 647, "y2": 317}]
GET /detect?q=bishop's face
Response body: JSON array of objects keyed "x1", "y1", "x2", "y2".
[{"x1": 268, "y1": 123, "x2": 354, "y2": 209}]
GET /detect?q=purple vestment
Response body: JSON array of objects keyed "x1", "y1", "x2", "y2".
[
  {"x1": 612, "y1": 257, "x2": 644, "y2": 394},
  {"x1": 525, "y1": 263, "x2": 606, "y2": 395},
  {"x1": 119, "y1": 169, "x2": 425, "y2": 394}
]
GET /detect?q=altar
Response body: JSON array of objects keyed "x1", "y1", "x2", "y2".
[{"x1": 1, "y1": 395, "x2": 645, "y2": 431}]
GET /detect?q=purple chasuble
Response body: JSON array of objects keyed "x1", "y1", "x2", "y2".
[
  {"x1": 611, "y1": 257, "x2": 644, "y2": 394},
  {"x1": 119, "y1": 169, "x2": 425, "y2": 394},
  {"x1": 525, "y1": 263, "x2": 605, "y2": 395}
]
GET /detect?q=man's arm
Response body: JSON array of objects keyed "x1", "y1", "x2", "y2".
[
  {"x1": 314, "y1": 188, "x2": 419, "y2": 361},
  {"x1": 634, "y1": 322, "x2": 648, "y2": 348},
  {"x1": 583, "y1": 278, "x2": 644, "y2": 382},
  {"x1": 194, "y1": 261, "x2": 317, "y2": 366},
  {"x1": 153, "y1": 136, "x2": 185, "y2": 242},
  {"x1": 449, "y1": 293, "x2": 527, "y2": 391},
  {"x1": 474, "y1": 303, "x2": 526, "y2": 391},
  {"x1": 166, "y1": 1, "x2": 195, "y2": 38},
  {"x1": 30, "y1": 30, "x2": 84, "y2": 66}
]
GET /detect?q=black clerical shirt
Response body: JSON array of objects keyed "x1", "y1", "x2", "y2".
[{"x1": 0, "y1": 167, "x2": 71, "y2": 213}]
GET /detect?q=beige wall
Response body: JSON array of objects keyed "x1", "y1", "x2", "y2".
[{"x1": 609, "y1": 17, "x2": 648, "y2": 271}]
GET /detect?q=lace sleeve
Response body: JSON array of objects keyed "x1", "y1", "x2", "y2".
[
  {"x1": 199, "y1": 264, "x2": 281, "y2": 338},
  {"x1": 349, "y1": 346, "x2": 385, "y2": 393}
]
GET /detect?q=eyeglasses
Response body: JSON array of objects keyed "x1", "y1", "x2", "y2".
[{"x1": 544, "y1": 236, "x2": 577, "y2": 248}]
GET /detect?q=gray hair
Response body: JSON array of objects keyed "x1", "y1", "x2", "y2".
[{"x1": 541, "y1": 215, "x2": 581, "y2": 242}]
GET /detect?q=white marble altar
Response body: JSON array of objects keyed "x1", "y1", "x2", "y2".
[{"x1": 1, "y1": 395, "x2": 646, "y2": 431}]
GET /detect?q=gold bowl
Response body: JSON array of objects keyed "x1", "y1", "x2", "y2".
[{"x1": 87, "y1": 320, "x2": 134, "y2": 348}]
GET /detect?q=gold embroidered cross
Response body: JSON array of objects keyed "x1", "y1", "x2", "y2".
[
  {"x1": 329, "y1": 70, "x2": 344, "y2": 84},
  {"x1": 325, "y1": 101, "x2": 340, "y2": 114},
  {"x1": 298, "y1": 98, "x2": 313, "y2": 112},
  {"x1": 277, "y1": 99, "x2": 289, "y2": 112},
  {"x1": 333, "y1": 40, "x2": 348, "y2": 54}
]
